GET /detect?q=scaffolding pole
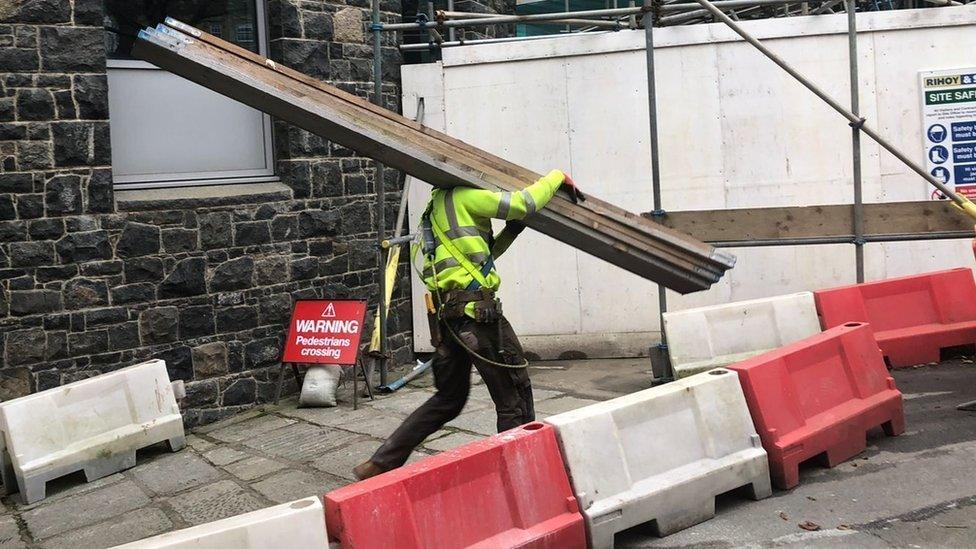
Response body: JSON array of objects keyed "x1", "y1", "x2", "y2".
[
  {"x1": 399, "y1": 31, "x2": 617, "y2": 51},
  {"x1": 436, "y1": 10, "x2": 628, "y2": 28},
  {"x1": 372, "y1": 0, "x2": 389, "y2": 386},
  {"x1": 380, "y1": 7, "x2": 645, "y2": 31},
  {"x1": 691, "y1": 0, "x2": 976, "y2": 220},
  {"x1": 643, "y1": 2, "x2": 671, "y2": 380},
  {"x1": 846, "y1": 0, "x2": 865, "y2": 283}
]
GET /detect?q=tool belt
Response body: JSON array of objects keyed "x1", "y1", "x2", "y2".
[{"x1": 436, "y1": 288, "x2": 503, "y2": 323}]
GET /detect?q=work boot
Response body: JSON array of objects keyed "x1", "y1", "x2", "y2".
[{"x1": 353, "y1": 460, "x2": 387, "y2": 480}]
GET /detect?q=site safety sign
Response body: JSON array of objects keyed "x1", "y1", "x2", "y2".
[
  {"x1": 281, "y1": 300, "x2": 367, "y2": 365},
  {"x1": 920, "y1": 68, "x2": 976, "y2": 199}
]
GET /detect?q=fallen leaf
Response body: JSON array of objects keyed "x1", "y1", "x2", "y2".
[
  {"x1": 838, "y1": 524, "x2": 851, "y2": 530},
  {"x1": 799, "y1": 521, "x2": 821, "y2": 531},
  {"x1": 779, "y1": 511, "x2": 789, "y2": 521}
]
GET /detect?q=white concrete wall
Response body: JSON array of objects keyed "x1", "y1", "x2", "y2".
[{"x1": 402, "y1": 7, "x2": 976, "y2": 357}]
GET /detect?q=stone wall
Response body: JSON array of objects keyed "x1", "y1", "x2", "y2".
[{"x1": 0, "y1": 0, "x2": 412, "y2": 426}]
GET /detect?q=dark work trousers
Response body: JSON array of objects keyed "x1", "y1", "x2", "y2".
[{"x1": 370, "y1": 314, "x2": 535, "y2": 470}]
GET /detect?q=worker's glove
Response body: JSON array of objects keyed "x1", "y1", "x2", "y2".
[
  {"x1": 561, "y1": 172, "x2": 586, "y2": 204},
  {"x1": 505, "y1": 220, "x2": 526, "y2": 236}
]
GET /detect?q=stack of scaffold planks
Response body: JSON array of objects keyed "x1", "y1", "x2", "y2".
[{"x1": 132, "y1": 18, "x2": 735, "y2": 293}]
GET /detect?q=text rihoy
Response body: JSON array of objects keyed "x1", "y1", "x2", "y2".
[{"x1": 282, "y1": 300, "x2": 367, "y2": 365}]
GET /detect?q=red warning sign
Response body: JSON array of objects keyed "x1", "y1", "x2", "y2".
[{"x1": 281, "y1": 300, "x2": 367, "y2": 365}]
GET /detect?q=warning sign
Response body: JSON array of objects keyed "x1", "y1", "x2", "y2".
[
  {"x1": 920, "y1": 68, "x2": 976, "y2": 199},
  {"x1": 281, "y1": 300, "x2": 367, "y2": 365}
]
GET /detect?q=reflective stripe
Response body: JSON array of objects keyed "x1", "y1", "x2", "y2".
[
  {"x1": 423, "y1": 257, "x2": 460, "y2": 279},
  {"x1": 445, "y1": 226, "x2": 481, "y2": 239},
  {"x1": 468, "y1": 251, "x2": 489, "y2": 265},
  {"x1": 497, "y1": 192, "x2": 512, "y2": 220},
  {"x1": 422, "y1": 252, "x2": 490, "y2": 279},
  {"x1": 520, "y1": 190, "x2": 537, "y2": 215},
  {"x1": 445, "y1": 190, "x2": 462, "y2": 233}
]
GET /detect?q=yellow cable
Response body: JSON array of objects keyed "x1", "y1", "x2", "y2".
[{"x1": 953, "y1": 195, "x2": 976, "y2": 222}]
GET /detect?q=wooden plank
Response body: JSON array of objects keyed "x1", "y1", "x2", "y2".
[
  {"x1": 654, "y1": 201, "x2": 974, "y2": 243},
  {"x1": 132, "y1": 24, "x2": 734, "y2": 293},
  {"x1": 149, "y1": 28, "x2": 710, "y2": 275},
  {"x1": 162, "y1": 23, "x2": 713, "y2": 263}
]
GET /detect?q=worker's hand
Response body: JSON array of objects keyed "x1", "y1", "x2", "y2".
[{"x1": 561, "y1": 172, "x2": 585, "y2": 204}]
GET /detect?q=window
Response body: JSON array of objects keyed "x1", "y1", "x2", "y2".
[
  {"x1": 236, "y1": 23, "x2": 255, "y2": 45},
  {"x1": 104, "y1": 1, "x2": 275, "y2": 189}
]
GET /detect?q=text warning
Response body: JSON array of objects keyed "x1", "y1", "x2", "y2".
[{"x1": 282, "y1": 300, "x2": 367, "y2": 365}]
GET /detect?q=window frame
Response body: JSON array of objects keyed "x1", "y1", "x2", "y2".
[
  {"x1": 235, "y1": 22, "x2": 255, "y2": 44},
  {"x1": 106, "y1": 1, "x2": 277, "y2": 191}
]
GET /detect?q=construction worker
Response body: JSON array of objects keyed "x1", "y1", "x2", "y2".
[{"x1": 353, "y1": 169, "x2": 583, "y2": 480}]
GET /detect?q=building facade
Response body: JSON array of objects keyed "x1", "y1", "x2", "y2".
[{"x1": 0, "y1": 0, "x2": 414, "y2": 425}]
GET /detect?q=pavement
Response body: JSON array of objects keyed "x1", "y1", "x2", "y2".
[{"x1": 0, "y1": 357, "x2": 973, "y2": 548}]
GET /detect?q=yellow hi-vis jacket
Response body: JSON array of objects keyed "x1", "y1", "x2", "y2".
[{"x1": 421, "y1": 169, "x2": 567, "y2": 299}]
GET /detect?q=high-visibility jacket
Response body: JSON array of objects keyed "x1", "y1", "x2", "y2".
[{"x1": 421, "y1": 169, "x2": 566, "y2": 298}]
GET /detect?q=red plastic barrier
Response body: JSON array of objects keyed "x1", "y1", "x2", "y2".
[
  {"x1": 815, "y1": 268, "x2": 976, "y2": 368},
  {"x1": 727, "y1": 323, "x2": 905, "y2": 489},
  {"x1": 324, "y1": 422, "x2": 586, "y2": 549}
]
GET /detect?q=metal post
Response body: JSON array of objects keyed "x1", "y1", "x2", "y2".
[
  {"x1": 847, "y1": 0, "x2": 864, "y2": 283},
  {"x1": 691, "y1": 0, "x2": 975, "y2": 216},
  {"x1": 372, "y1": 0, "x2": 388, "y2": 386},
  {"x1": 643, "y1": 1, "x2": 670, "y2": 380},
  {"x1": 448, "y1": 0, "x2": 456, "y2": 42}
]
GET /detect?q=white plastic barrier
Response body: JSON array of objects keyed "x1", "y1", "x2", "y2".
[
  {"x1": 662, "y1": 291, "x2": 820, "y2": 378},
  {"x1": 545, "y1": 369, "x2": 771, "y2": 546},
  {"x1": 0, "y1": 359, "x2": 185, "y2": 503},
  {"x1": 114, "y1": 497, "x2": 328, "y2": 549}
]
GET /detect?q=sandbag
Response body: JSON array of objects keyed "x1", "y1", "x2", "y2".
[{"x1": 299, "y1": 365, "x2": 342, "y2": 407}]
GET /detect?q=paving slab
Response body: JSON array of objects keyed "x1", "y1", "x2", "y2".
[
  {"x1": 223, "y1": 456, "x2": 288, "y2": 482},
  {"x1": 309, "y1": 439, "x2": 382, "y2": 480},
  {"x1": 275, "y1": 403, "x2": 378, "y2": 428},
  {"x1": 184, "y1": 435, "x2": 215, "y2": 453},
  {"x1": 250, "y1": 470, "x2": 344, "y2": 504},
  {"x1": 43, "y1": 507, "x2": 172, "y2": 549},
  {"x1": 23, "y1": 480, "x2": 149, "y2": 540},
  {"x1": 207, "y1": 415, "x2": 296, "y2": 443},
  {"x1": 533, "y1": 395, "x2": 601, "y2": 415},
  {"x1": 241, "y1": 422, "x2": 362, "y2": 462},
  {"x1": 366, "y1": 390, "x2": 435, "y2": 416},
  {"x1": 13, "y1": 473, "x2": 126, "y2": 512},
  {"x1": 191, "y1": 409, "x2": 265, "y2": 435},
  {"x1": 467, "y1": 384, "x2": 563, "y2": 403},
  {"x1": 164, "y1": 480, "x2": 265, "y2": 527},
  {"x1": 0, "y1": 515, "x2": 23, "y2": 549},
  {"x1": 341, "y1": 414, "x2": 411, "y2": 439},
  {"x1": 202, "y1": 446, "x2": 248, "y2": 466},
  {"x1": 422, "y1": 432, "x2": 484, "y2": 452},
  {"x1": 446, "y1": 408, "x2": 499, "y2": 436},
  {"x1": 129, "y1": 452, "x2": 222, "y2": 496},
  {"x1": 528, "y1": 359, "x2": 652, "y2": 400}
]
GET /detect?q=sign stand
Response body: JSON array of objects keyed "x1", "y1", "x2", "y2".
[{"x1": 274, "y1": 299, "x2": 372, "y2": 409}]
